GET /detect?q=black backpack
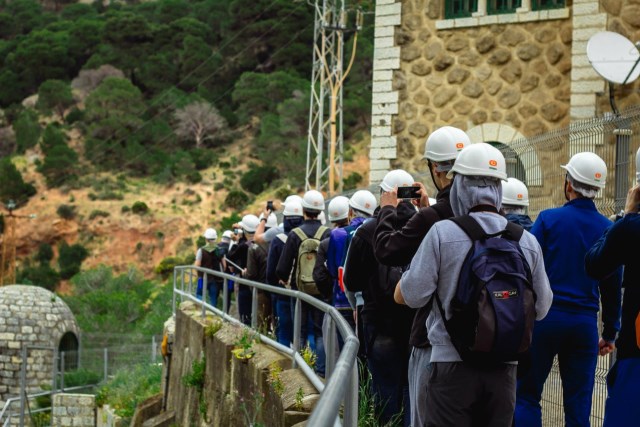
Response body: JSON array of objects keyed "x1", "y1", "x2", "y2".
[{"x1": 435, "y1": 215, "x2": 536, "y2": 366}]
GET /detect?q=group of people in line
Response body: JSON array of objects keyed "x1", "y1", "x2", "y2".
[{"x1": 193, "y1": 125, "x2": 638, "y2": 427}]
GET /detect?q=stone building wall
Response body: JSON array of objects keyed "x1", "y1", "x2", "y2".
[
  {"x1": 369, "y1": 0, "x2": 640, "y2": 185},
  {"x1": 0, "y1": 285, "x2": 80, "y2": 407}
]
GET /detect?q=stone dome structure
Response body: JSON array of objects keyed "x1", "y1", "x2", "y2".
[{"x1": 0, "y1": 285, "x2": 80, "y2": 407}]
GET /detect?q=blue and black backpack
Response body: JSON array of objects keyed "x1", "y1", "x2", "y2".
[{"x1": 435, "y1": 215, "x2": 536, "y2": 366}]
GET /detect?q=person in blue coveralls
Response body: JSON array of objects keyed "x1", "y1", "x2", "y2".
[{"x1": 515, "y1": 152, "x2": 622, "y2": 427}]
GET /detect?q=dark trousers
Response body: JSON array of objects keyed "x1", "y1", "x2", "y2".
[
  {"x1": 426, "y1": 361, "x2": 517, "y2": 427},
  {"x1": 515, "y1": 307, "x2": 598, "y2": 427},
  {"x1": 363, "y1": 322, "x2": 411, "y2": 426},
  {"x1": 275, "y1": 295, "x2": 293, "y2": 347},
  {"x1": 237, "y1": 284, "x2": 252, "y2": 326}
]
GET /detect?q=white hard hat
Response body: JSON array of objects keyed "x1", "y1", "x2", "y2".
[
  {"x1": 502, "y1": 177, "x2": 529, "y2": 206},
  {"x1": 318, "y1": 211, "x2": 326, "y2": 225},
  {"x1": 560, "y1": 152, "x2": 607, "y2": 189},
  {"x1": 380, "y1": 169, "x2": 414, "y2": 192},
  {"x1": 424, "y1": 126, "x2": 470, "y2": 162},
  {"x1": 447, "y1": 143, "x2": 507, "y2": 181},
  {"x1": 328, "y1": 196, "x2": 350, "y2": 221},
  {"x1": 258, "y1": 212, "x2": 278, "y2": 228},
  {"x1": 283, "y1": 200, "x2": 303, "y2": 216},
  {"x1": 266, "y1": 213, "x2": 278, "y2": 228},
  {"x1": 284, "y1": 194, "x2": 303, "y2": 206},
  {"x1": 222, "y1": 230, "x2": 233, "y2": 239},
  {"x1": 203, "y1": 228, "x2": 217, "y2": 240},
  {"x1": 301, "y1": 189, "x2": 325, "y2": 210},
  {"x1": 349, "y1": 190, "x2": 378, "y2": 216},
  {"x1": 239, "y1": 214, "x2": 260, "y2": 233}
]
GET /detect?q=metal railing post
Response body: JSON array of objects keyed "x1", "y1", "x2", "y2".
[
  {"x1": 19, "y1": 346, "x2": 27, "y2": 427},
  {"x1": 60, "y1": 351, "x2": 65, "y2": 391},
  {"x1": 201, "y1": 272, "x2": 207, "y2": 319},
  {"x1": 152, "y1": 336, "x2": 157, "y2": 364},
  {"x1": 343, "y1": 361, "x2": 359, "y2": 427},
  {"x1": 251, "y1": 287, "x2": 258, "y2": 329},
  {"x1": 324, "y1": 315, "x2": 336, "y2": 377},
  {"x1": 293, "y1": 296, "x2": 302, "y2": 361},
  {"x1": 222, "y1": 277, "x2": 229, "y2": 314}
]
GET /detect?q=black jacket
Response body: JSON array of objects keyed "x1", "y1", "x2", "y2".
[
  {"x1": 344, "y1": 201, "x2": 416, "y2": 340},
  {"x1": 373, "y1": 186, "x2": 455, "y2": 348}
]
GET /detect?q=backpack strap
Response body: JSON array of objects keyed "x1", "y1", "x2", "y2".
[
  {"x1": 504, "y1": 221, "x2": 524, "y2": 241},
  {"x1": 449, "y1": 215, "x2": 486, "y2": 241},
  {"x1": 313, "y1": 226, "x2": 328, "y2": 240},
  {"x1": 450, "y1": 215, "x2": 525, "y2": 242},
  {"x1": 293, "y1": 227, "x2": 308, "y2": 242}
]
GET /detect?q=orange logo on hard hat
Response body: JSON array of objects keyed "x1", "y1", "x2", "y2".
[
  {"x1": 456, "y1": 142, "x2": 464, "y2": 149},
  {"x1": 595, "y1": 172, "x2": 602, "y2": 179},
  {"x1": 365, "y1": 203, "x2": 371, "y2": 208},
  {"x1": 517, "y1": 193, "x2": 523, "y2": 199},
  {"x1": 489, "y1": 160, "x2": 498, "y2": 167}
]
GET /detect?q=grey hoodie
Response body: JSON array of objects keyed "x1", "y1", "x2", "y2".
[{"x1": 400, "y1": 175, "x2": 553, "y2": 362}]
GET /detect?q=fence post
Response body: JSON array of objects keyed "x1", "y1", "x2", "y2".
[
  {"x1": 60, "y1": 351, "x2": 65, "y2": 391},
  {"x1": 103, "y1": 348, "x2": 108, "y2": 383},
  {"x1": 222, "y1": 277, "x2": 229, "y2": 314},
  {"x1": 152, "y1": 336, "x2": 157, "y2": 364},
  {"x1": 202, "y1": 272, "x2": 207, "y2": 320},
  {"x1": 324, "y1": 315, "x2": 336, "y2": 377},
  {"x1": 19, "y1": 346, "x2": 27, "y2": 427},
  {"x1": 343, "y1": 361, "x2": 359, "y2": 427}
]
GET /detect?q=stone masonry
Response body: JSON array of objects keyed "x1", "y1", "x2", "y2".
[
  {"x1": 51, "y1": 394, "x2": 95, "y2": 427},
  {"x1": 369, "y1": 0, "x2": 640, "y2": 185},
  {"x1": 0, "y1": 285, "x2": 80, "y2": 408}
]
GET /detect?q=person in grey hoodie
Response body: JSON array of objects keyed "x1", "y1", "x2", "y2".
[{"x1": 394, "y1": 142, "x2": 553, "y2": 427}]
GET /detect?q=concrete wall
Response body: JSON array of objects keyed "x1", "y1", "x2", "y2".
[{"x1": 164, "y1": 302, "x2": 319, "y2": 426}]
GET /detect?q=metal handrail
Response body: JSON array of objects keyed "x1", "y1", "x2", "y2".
[{"x1": 172, "y1": 265, "x2": 359, "y2": 427}]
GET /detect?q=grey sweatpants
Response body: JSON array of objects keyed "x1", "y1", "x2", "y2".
[
  {"x1": 408, "y1": 346, "x2": 431, "y2": 427},
  {"x1": 425, "y1": 361, "x2": 516, "y2": 427}
]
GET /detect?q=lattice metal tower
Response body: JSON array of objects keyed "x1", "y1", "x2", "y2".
[{"x1": 306, "y1": 0, "x2": 355, "y2": 196}]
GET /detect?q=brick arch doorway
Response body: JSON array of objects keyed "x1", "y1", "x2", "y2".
[{"x1": 467, "y1": 123, "x2": 543, "y2": 186}]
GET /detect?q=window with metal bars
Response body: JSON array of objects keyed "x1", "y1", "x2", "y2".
[
  {"x1": 444, "y1": 0, "x2": 478, "y2": 19},
  {"x1": 531, "y1": 0, "x2": 565, "y2": 11},
  {"x1": 487, "y1": 0, "x2": 522, "y2": 15}
]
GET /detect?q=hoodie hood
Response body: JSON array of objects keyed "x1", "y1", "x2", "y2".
[
  {"x1": 450, "y1": 174, "x2": 502, "y2": 216},
  {"x1": 283, "y1": 216, "x2": 304, "y2": 233}
]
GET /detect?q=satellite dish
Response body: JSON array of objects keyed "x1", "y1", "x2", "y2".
[{"x1": 587, "y1": 31, "x2": 640, "y2": 85}]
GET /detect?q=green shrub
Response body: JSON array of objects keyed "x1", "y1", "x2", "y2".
[
  {"x1": 220, "y1": 213, "x2": 242, "y2": 231},
  {"x1": 185, "y1": 170, "x2": 202, "y2": 184},
  {"x1": 13, "y1": 109, "x2": 40, "y2": 153},
  {"x1": 40, "y1": 123, "x2": 67, "y2": 154},
  {"x1": 65, "y1": 108, "x2": 85, "y2": 124},
  {"x1": 131, "y1": 201, "x2": 149, "y2": 215},
  {"x1": 121, "y1": 205, "x2": 131, "y2": 213},
  {"x1": 58, "y1": 241, "x2": 89, "y2": 280},
  {"x1": 95, "y1": 364, "x2": 162, "y2": 423},
  {"x1": 56, "y1": 204, "x2": 76, "y2": 220},
  {"x1": 343, "y1": 172, "x2": 363, "y2": 191},
  {"x1": 89, "y1": 210, "x2": 110, "y2": 220},
  {"x1": 189, "y1": 148, "x2": 218, "y2": 170},
  {"x1": 155, "y1": 256, "x2": 188, "y2": 279},
  {"x1": 0, "y1": 157, "x2": 37, "y2": 203},
  {"x1": 219, "y1": 161, "x2": 231, "y2": 169},
  {"x1": 240, "y1": 164, "x2": 279, "y2": 194},
  {"x1": 35, "y1": 243, "x2": 53, "y2": 265},
  {"x1": 224, "y1": 190, "x2": 249, "y2": 210},
  {"x1": 16, "y1": 264, "x2": 60, "y2": 291},
  {"x1": 213, "y1": 182, "x2": 224, "y2": 191}
]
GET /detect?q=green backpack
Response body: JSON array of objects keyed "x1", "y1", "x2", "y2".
[{"x1": 292, "y1": 226, "x2": 328, "y2": 296}]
